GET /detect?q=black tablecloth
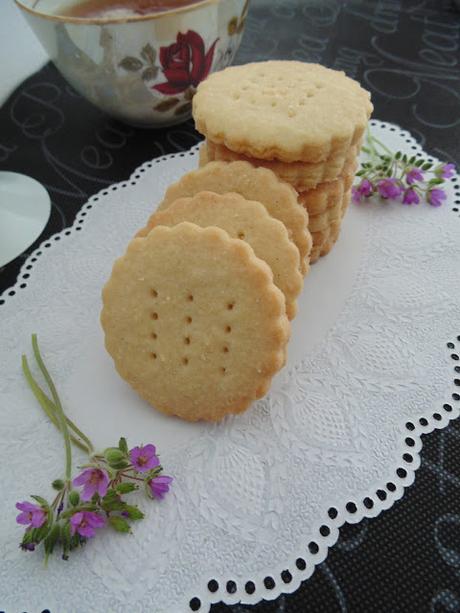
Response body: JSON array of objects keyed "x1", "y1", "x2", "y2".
[{"x1": 1, "y1": 1, "x2": 460, "y2": 612}]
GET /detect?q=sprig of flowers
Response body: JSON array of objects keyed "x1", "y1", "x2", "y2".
[
  {"x1": 353, "y1": 129, "x2": 456, "y2": 207},
  {"x1": 17, "y1": 334, "x2": 172, "y2": 562}
]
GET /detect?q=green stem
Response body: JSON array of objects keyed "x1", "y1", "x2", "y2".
[
  {"x1": 120, "y1": 473, "x2": 145, "y2": 482},
  {"x1": 366, "y1": 126, "x2": 394, "y2": 157},
  {"x1": 367, "y1": 131, "x2": 393, "y2": 157},
  {"x1": 22, "y1": 356, "x2": 91, "y2": 454},
  {"x1": 31, "y1": 334, "x2": 72, "y2": 484},
  {"x1": 366, "y1": 127, "x2": 379, "y2": 163}
]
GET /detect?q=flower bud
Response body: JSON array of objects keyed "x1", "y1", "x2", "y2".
[
  {"x1": 29, "y1": 525, "x2": 49, "y2": 544},
  {"x1": 44, "y1": 524, "x2": 60, "y2": 555},
  {"x1": 104, "y1": 447, "x2": 126, "y2": 464},
  {"x1": 116, "y1": 482, "x2": 137, "y2": 494},
  {"x1": 52, "y1": 479, "x2": 65, "y2": 491},
  {"x1": 118, "y1": 437, "x2": 128, "y2": 454},
  {"x1": 108, "y1": 516, "x2": 131, "y2": 533},
  {"x1": 124, "y1": 505, "x2": 144, "y2": 520},
  {"x1": 109, "y1": 459, "x2": 130, "y2": 470},
  {"x1": 69, "y1": 491, "x2": 80, "y2": 506}
]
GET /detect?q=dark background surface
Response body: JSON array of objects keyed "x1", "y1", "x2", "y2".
[{"x1": 1, "y1": 1, "x2": 460, "y2": 612}]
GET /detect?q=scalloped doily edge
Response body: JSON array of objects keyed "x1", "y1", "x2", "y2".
[{"x1": 1, "y1": 121, "x2": 459, "y2": 613}]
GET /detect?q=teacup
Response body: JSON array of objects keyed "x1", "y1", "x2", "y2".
[{"x1": 15, "y1": 0, "x2": 248, "y2": 127}]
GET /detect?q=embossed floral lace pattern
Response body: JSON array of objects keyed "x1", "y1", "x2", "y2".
[{"x1": 0, "y1": 121, "x2": 459, "y2": 613}]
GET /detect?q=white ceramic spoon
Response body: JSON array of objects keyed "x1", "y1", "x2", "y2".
[{"x1": 0, "y1": 171, "x2": 51, "y2": 268}]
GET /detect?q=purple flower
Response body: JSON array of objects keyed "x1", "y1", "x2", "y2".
[
  {"x1": 352, "y1": 187, "x2": 361, "y2": 204},
  {"x1": 16, "y1": 501, "x2": 47, "y2": 528},
  {"x1": 20, "y1": 542, "x2": 36, "y2": 552},
  {"x1": 352, "y1": 179, "x2": 374, "y2": 203},
  {"x1": 402, "y1": 188, "x2": 420, "y2": 205},
  {"x1": 406, "y1": 168, "x2": 424, "y2": 185},
  {"x1": 428, "y1": 188, "x2": 447, "y2": 207},
  {"x1": 73, "y1": 468, "x2": 110, "y2": 501},
  {"x1": 70, "y1": 511, "x2": 106, "y2": 538},
  {"x1": 148, "y1": 475, "x2": 173, "y2": 500},
  {"x1": 377, "y1": 178, "x2": 403, "y2": 200},
  {"x1": 440, "y1": 163, "x2": 455, "y2": 179},
  {"x1": 130, "y1": 444, "x2": 160, "y2": 473}
]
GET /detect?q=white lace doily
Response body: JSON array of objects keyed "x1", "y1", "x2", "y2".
[{"x1": 0, "y1": 120, "x2": 459, "y2": 613}]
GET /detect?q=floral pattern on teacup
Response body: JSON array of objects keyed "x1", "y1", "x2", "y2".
[
  {"x1": 118, "y1": 43, "x2": 159, "y2": 82},
  {"x1": 153, "y1": 30, "x2": 218, "y2": 95}
]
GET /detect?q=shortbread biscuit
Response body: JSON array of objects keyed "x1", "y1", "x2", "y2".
[
  {"x1": 206, "y1": 140, "x2": 360, "y2": 191},
  {"x1": 198, "y1": 142, "x2": 208, "y2": 167},
  {"x1": 193, "y1": 61, "x2": 373, "y2": 163},
  {"x1": 310, "y1": 226, "x2": 339, "y2": 263},
  {"x1": 157, "y1": 161, "x2": 312, "y2": 275},
  {"x1": 101, "y1": 223, "x2": 289, "y2": 422},
  {"x1": 297, "y1": 170, "x2": 355, "y2": 216},
  {"x1": 308, "y1": 196, "x2": 344, "y2": 232},
  {"x1": 138, "y1": 191, "x2": 302, "y2": 320},
  {"x1": 341, "y1": 189, "x2": 351, "y2": 219},
  {"x1": 310, "y1": 204, "x2": 347, "y2": 263}
]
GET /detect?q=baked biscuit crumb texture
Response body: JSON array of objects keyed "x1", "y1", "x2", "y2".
[
  {"x1": 157, "y1": 161, "x2": 312, "y2": 275},
  {"x1": 101, "y1": 223, "x2": 290, "y2": 422},
  {"x1": 139, "y1": 191, "x2": 303, "y2": 320},
  {"x1": 193, "y1": 61, "x2": 373, "y2": 163}
]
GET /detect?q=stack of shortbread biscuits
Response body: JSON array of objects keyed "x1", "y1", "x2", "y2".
[
  {"x1": 101, "y1": 61, "x2": 372, "y2": 422},
  {"x1": 194, "y1": 61, "x2": 373, "y2": 263}
]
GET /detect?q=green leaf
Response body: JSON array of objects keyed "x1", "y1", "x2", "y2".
[
  {"x1": 124, "y1": 505, "x2": 144, "y2": 520},
  {"x1": 118, "y1": 437, "x2": 129, "y2": 454},
  {"x1": 422, "y1": 162, "x2": 433, "y2": 171},
  {"x1": 69, "y1": 490, "x2": 80, "y2": 506},
  {"x1": 356, "y1": 170, "x2": 365, "y2": 177},
  {"x1": 52, "y1": 479, "x2": 65, "y2": 491},
  {"x1": 109, "y1": 516, "x2": 131, "y2": 533},
  {"x1": 116, "y1": 482, "x2": 138, "y2": 494},
  {"x1": 415, "y1": 158, "x2": 424, "y2": 167},
  {"x1": 409, "y1": 155, "x2": 416, "y2": 165},
  {"x1": 402, "y1": 154, "x2": 408, "y2": 163},
  {"x1": 395, "y1": 151, "x2": 401, "y2": 160},
  {"x1": 118, "y1": 57, "x2": 143, "y2": 71},
  {"x1": 429, "y1": 178, "x2": 444, "y2": 185},
  {"x1": 141, "y1": 43, "x2": 156, "y2": 65}
]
